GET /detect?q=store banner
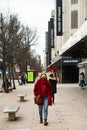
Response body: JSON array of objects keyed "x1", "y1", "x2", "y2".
[
  {"x1": 56, "y1": 0, "x2": 62, "y2": 36},
  {"x1": 62, "y1": 58, "x2": 80, "y2": 65},
  {"x1": 50, "y1": 18, "x2": 54, "y2": 48}
]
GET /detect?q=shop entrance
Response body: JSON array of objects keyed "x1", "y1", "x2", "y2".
[{"x1": 62, "y1": 65, "x2": 79, "y2": 83}]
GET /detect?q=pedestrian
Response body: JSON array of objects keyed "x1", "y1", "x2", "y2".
[
  {"x1": 2, "y1": 78, "x2": 11, "y2": 93},
  {"x1": 21, "y1": 73, "x2": 26, "y2": 85},
  {"x1": 49, "y1": 73, "x2": 57, "y2": 104},
  {"x1": 79, "y1": 72, "x2": 86, "y2": 89},
  {"x1": 33, "y1": 73, "x2": 53, "y2": 126}
]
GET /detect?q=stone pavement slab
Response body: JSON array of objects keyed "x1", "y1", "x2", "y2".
[
  {"x1": 32, "y1": 125, "x2": 69, "y2": 130},
  {"x1": 15, "y1": 129, "x2": 31, "y2": 130},
  {"x1": 36, "y1": 127, "x2": 69, "y2": 130}
]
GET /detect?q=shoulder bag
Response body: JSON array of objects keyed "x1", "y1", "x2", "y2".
[{"x1": 34, "y1": 86, "x2": 45, "y2": 105}]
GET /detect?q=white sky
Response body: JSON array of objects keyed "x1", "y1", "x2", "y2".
[{"x1": 0, "y1": 0, "x2": 54, "y2": 63}]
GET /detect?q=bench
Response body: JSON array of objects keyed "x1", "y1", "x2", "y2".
[
  {"x1": 3, "y1": 106, "x2": 20, "y2": 120},
  {"x1": 18, "y1": 93, "x2": 26, "y2": 102}
]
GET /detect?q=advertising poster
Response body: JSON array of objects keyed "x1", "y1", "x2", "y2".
[{"x1": 27, "y1": 71, "x2": 34, "y2": 82}]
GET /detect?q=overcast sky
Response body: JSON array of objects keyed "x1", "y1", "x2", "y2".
[{"x1": 0, "y1": 0, "x2": 54, "y2": 63}]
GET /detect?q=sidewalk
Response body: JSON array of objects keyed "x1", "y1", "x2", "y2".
[{"x1": 0, "y1": 82, "x2": 87, "y2": 130}]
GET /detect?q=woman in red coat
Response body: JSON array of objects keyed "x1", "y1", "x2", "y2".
[{"x1": 33, "y1": 73, "x2": 53, "y2": 126}]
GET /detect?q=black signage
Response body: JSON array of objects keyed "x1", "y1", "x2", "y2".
[
  {"x1": 50, "y1": 18, "x2": 54, "y2": 48},
  {"x1": 48, "y1": 18, "x2": 54, "y2": 48},
  {"x1": 56, "y1": 0, "x2": 62, "y2": 36},
  {"x1": 62, "y1": 58, "x2": 80, "y2": 65}
]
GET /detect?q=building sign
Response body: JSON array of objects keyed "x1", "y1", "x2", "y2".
[
  {"x1": 62, "y1": 58, "x2": 80, "y2": 65},
  {"x1": 51, "y1": 29, "x2": 54, "y2": 47},
  {"x1": 63, "y1": 60, "x2": 78, "y2": 63},
  {"x1": 56, "y1": 0, "x2": 62, "y2": 36},
  {"x1": 50, "y1": 18, "x2": 54, "y2": 48}
]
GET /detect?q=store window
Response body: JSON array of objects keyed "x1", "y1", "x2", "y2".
[
  {"x1": 71, "y1": 10, "x2": 78, "y2": 29},
  {"x1": 71, "y1": 0, "x2": 78, "y2": 4}
]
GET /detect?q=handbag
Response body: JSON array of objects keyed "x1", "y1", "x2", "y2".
[
  {"x1": 34, "y1": 86, "x2": 45, "y2": 105},
  {"x1": 34, "y1": 95, "x2": 43, "y2": 105}
]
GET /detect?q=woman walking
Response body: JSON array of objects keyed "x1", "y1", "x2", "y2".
[
  {"x1": 49, "y1": 73, "x2": 57, "y2": 104},
  {"x1": 79, "y1": 72, "x2": 86, "y2": 89},
  {"x1": 33, "y1": 73, "x2": 53, "y2": 126}
]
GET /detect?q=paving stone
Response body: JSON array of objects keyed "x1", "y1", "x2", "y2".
[
  {"x1": 34, "y1": 127, "x2": 69, "y2": 130},
  {"x1": 15, "y1": 129, "x2": 31, "y2": 130}
]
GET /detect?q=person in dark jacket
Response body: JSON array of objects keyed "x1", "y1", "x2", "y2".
[
  {"x1": 49, "y1": 73, "x2": 57, "y2": 104},
  {"x1": 33, "y1": 73, "x2": 52, "y2": 126}
]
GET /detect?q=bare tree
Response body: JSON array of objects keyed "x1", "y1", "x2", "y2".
[{"x1": 0, "y1": 12, "x2": 41, "y2": 92}]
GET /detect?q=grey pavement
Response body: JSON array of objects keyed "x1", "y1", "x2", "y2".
[{"x1": 0, "y1": 81, "x2": 87, "y2": 130}]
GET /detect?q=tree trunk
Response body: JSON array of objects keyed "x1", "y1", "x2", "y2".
[{"x1": 11, "y1": 64, "x2": 16, "y2": 89}]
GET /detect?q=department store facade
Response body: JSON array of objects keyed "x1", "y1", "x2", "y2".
[{"x1": 46, "y1": 0, "x2": 87, "y2": 83}]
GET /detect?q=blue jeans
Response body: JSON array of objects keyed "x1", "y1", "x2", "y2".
[
  {"x1": 79, "y1": 80, "x2": 84, "y2": 87},
  {"x1": 38, "y1": 97, "x2": 48, "y2": 119}
]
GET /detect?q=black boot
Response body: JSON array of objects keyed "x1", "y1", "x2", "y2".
[
  {"x1": 44, "y1": 119, "x2": 48, "y2": 126},
  {"x1": 40, "y1": 117, "x2": 43, "y2": 123}
]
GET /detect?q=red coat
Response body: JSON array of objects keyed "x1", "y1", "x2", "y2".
[{"x1": 33, "y1": 78, "x2": 53, "y2": 105}]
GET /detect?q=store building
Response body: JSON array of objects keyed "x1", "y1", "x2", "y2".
[{"x1": 46, "y1": 0, "x2": 87, "y2": 83}]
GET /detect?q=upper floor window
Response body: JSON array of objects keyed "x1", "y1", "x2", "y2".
[
  {"x1": 71, "y1": 10, "x2": 78, "y2": 29},
  {"x1": 71, "y1": 0, "x2": 78, "y2": 4}
]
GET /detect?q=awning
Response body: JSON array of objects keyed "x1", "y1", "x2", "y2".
[
  {"x1": 47, "y1": 66, "x2": 61, "y2": 71},
  {"x1": 77, "y1": 60, "x2": 87, "y2": 67},
  {"x1": 59, "y1": 21, "x2": 87, "y2": 56},
  {"x1": 47, "y1": 57, "x2": 80, "y2": 71},
  {"x1": 47, "y1": 58, "x2": 61, "y2": 71}
]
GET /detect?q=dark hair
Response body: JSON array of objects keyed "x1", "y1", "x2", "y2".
[{"x1": 49, "y1": 74, "x2": 53, "y2": 77}]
